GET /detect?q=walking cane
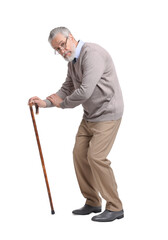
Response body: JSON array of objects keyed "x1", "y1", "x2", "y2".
[{"x1": 29, "y1": 103, "x2": 55, "y2": 215}]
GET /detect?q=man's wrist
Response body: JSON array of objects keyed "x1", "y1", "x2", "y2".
[{"x1": 43, "y1": 99, "x2": 54, "y2": 108}]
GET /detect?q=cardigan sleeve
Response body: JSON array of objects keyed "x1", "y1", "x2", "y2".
[
  {"x1": 56, "y1": 66, "x2": 75, "y2": 100},
  {"x1": 60, "y1": 51, "x2": 105, "y2": 109},
  {"x1": 43, "y1": 66, "x2": 75, "y2": 108}
]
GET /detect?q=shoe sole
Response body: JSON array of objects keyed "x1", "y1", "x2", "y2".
[
  {"x1": 92, "y1": 214, "x2": 124, "y2": 222},
  {"x1": 117, "y1": 215, "x2": 124, "y2": 220},
  {"x1": 93, "y1": 209, "x2": 102, "y2": 213},
  {"x1": 73, "y1": 209, "x2": 102, "y2": 215}
]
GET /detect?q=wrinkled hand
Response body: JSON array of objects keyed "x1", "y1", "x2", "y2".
[
  {"x1": 28, "y1": 96, "x2": 46, "y2": 108},
  {"x1": 47, "y1": 94, "x2": 63, "y2": 108}
]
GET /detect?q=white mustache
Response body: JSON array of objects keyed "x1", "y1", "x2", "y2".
[{"x1": 63, "y1": 51, "x2": 71, "y2": 57}]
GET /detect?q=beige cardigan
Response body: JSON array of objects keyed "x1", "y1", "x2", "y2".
[{"x1": 44, "y1": 42, "x2": 124, "y2": 122}]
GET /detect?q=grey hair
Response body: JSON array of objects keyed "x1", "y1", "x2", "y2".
[{"x1": 48, "y1": 27, "x2": 71, "y2": 43}]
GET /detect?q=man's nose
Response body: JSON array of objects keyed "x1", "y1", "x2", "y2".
[{"x1": 59, "y1": 47, "x2": 66, "y2": 55}]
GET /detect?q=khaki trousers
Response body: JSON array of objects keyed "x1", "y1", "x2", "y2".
[{"x1": 73, "y1": 118, "x2": 123, "y2": 211}]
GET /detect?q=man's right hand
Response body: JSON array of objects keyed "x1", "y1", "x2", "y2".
[{"x1": 28, "y1": 96, "x2": 47, "y2": 108}]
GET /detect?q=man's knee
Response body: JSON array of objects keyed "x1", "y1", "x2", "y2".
[{"x1": 87, "y1": 149, "x2": 111, "y2": 168}]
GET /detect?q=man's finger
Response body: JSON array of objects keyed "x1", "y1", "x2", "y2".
[
  {"x1": 47, "y1": 96, "x2": 54, "y2": 102},
  {"x1": 28, "y1": 102, "x2": 34, "y2": 106},
  {"x1": 29, "y1": 99, "x2": 39, "y2": 105},
  {"x1": 28, "y1": 96, "x2": 40, "y2": 104},
  {"x1": 47, "y1": 94, "x2": 56, "y2": 99},
  {"x1": 47, "y1": 96, "x2": 53, "y2": 99},
  {"x1": 47, "y1": 96, "x2": 53, "y2": 100}
]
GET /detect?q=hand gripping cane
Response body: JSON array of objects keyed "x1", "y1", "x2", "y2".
[{"x1": 29, "y1": 103, "x2": 55, "y2": 215}]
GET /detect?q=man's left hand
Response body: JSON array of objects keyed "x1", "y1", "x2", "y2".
[{"x1": 46, "y1": 94, "x2": 63, "y2": 108}]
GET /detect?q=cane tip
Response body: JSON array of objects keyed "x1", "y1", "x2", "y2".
[{"x1": 51, "y1": 210, "x2": 55, "y2": 215}]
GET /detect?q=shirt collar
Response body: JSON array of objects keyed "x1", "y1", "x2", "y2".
[{"x1": 75, "y1": 40, "x2": 85, "y2": 59}]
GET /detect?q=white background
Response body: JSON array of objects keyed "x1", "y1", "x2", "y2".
[{"x1": 0, "y1": 0, "x2": 168, "y2": 239}]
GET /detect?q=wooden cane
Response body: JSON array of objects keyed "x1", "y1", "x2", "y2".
[{"x1": 29, "y1": 103, "x2": 55, "y2": 215}]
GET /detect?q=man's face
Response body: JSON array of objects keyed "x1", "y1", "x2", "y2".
[{"x1": 51, "y1": 33, "x2": 76, "y2": 62}]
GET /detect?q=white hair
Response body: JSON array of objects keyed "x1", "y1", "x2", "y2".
[{"x1": 48, "y1": 27, "x2": 71, "y2": 43}]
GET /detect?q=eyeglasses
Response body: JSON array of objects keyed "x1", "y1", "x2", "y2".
[{"x1": 54, "y1": 37, "x2": 68, "y2": 55}]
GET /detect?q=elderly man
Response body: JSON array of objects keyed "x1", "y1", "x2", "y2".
[{"x1": 28, "y1": 27, "x2": 124, "y2": 222}]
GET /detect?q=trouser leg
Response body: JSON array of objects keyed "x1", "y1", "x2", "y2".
[
  {"x1": 87, "y1": 119, "x2": 123, "y2": 211},
  {"x1": 73, "y1": 120, "x2": 102, "y2": 207}
]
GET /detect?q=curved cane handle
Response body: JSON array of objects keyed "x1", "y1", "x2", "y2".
[
  {"x1": 29, "y1": 103, "x2": 39, "y2": 115},
  {"x1": 35, "y1": 104, "x2": 39, "y2": 114}
]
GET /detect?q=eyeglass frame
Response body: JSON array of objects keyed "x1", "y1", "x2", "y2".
[{"x1": 54, "y1": 36, "x2": 69, "y2": 55}]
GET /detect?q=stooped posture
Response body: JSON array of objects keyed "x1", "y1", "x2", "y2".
[{"x1": 28, "y1": 27, "x2": 124, "y2": 222}]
